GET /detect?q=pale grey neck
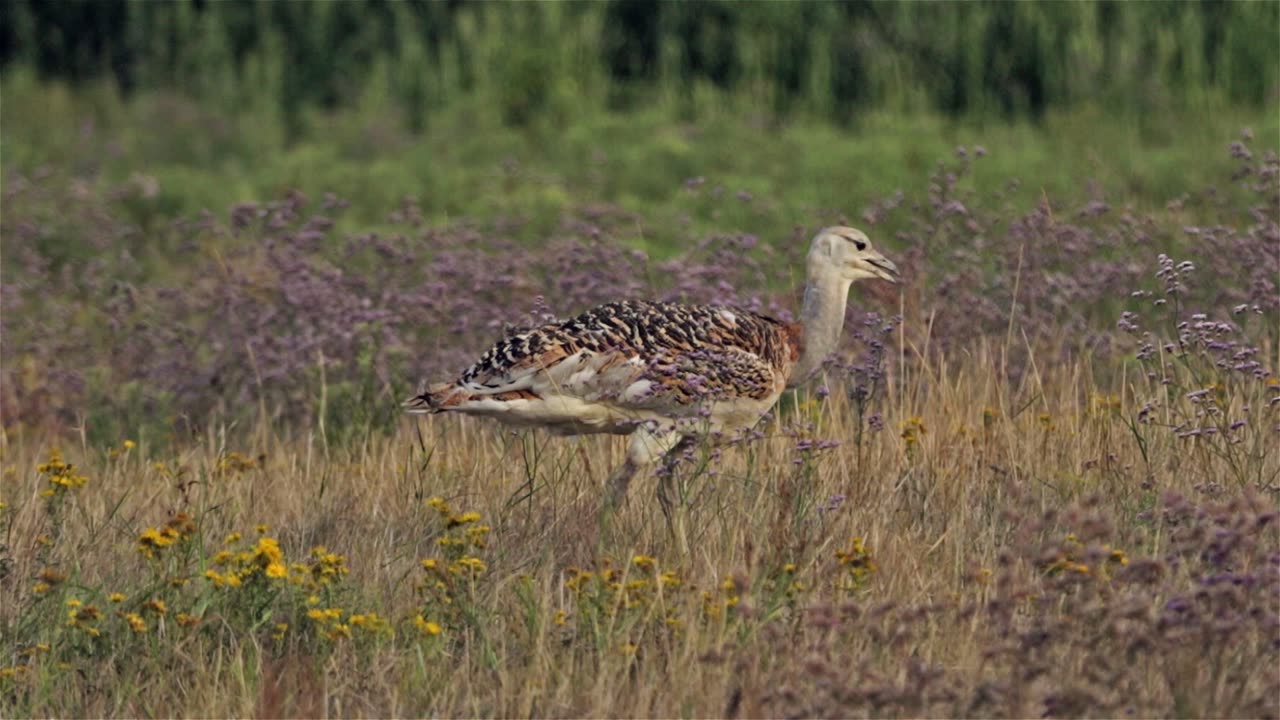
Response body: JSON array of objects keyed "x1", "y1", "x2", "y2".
[{"x1": 788, "y1": 268, "x2": 852, "y2": 387}]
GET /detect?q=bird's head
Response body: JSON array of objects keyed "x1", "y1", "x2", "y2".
[{"x1": 807, "y1": 226, "x2": 899, "y2": 284}]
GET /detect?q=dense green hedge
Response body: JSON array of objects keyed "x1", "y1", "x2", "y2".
[{"x1": 2, "y1": 0, "x2": 1276, "y2": 137}]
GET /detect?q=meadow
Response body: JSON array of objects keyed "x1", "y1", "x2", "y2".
[{"x1": 3, "y1": 67, "x2": 1280, "y2": 719}]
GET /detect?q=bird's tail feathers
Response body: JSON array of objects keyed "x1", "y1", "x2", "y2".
[{"x1": 402, "y1": 383, "x2": 465, "y2": 415}]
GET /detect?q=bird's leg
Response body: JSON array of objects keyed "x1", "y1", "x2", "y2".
[
  {"x1": 605, "y1": 426, "x2": 679, "y2": 508},
  {"x1": 655, "y1": 435, "x2": 699, "y2": 523},
  {"x1": 604, "y1": 459, "x2": 640, "y2": 508}
]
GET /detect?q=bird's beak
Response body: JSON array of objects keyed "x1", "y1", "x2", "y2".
[{"x1": 866, "y1": 254, "x2": 900, "y2": 283}]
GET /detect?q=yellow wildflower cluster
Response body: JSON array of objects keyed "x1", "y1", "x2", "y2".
[
  {"x1": 702, "y1": 576, "x2": 743, "y2": 620},
  {"x1": 900, "y1": 417, "x2": 926, "y2": 447},
  {"x1": 413, "y1": 615, "x2": 443, "y2": 636},
  {"x1": 120, "y1": 612, "x2": 147, "y2": 633},
  {"x1": 564, "y1": 558, "x2": 684, "y2": 628},
  {"x1": 215, "y1": 451, "x2": 260, "y2": 478},
  {"x1": 306, "y1": 546, "x2": 350, "y2": 585},
  {"x1": 137, "y1": 512, "x2": 198, "y2": 559},
  {"x1": 205, "y1": 531, "x2": 353, "y2": 593},
  {"x1": 763, "y1": 562, "x2": 806, "y2": 598},
  {"x1": 306, "y1": 606, "x2": 388, "y2": 641},
  {"x1": 65, "y1": 598, "x2": 103, "y2": 637},
  {"x1": 427, "y1": 497, "x2": 491, "y2": 549},
  {"x1": 33, "y1": 567, "x2": 69, "y2": 595},
  {"x1": 417, "y1": 498, "x2": 492, "y2": 631},
  {"x1": 37, "y1": 448, "x2": 89, "y2": 497},
  {"x1": 204, "y1": 535, "x2": 289, "y2": 588},
  {"x1": 107, "y1": 439, "x2": 137, "y2": 460},
  {"x1": 1040, "y1": 533, "x2": 1130, "y2": 579},
  {"x1": 835, "y1": 537, "x2": 878, "y2": 590}
]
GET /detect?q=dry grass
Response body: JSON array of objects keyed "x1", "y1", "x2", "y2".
[{"x1": 1, "y1": 343, "x2": 1277, "y2": 718}]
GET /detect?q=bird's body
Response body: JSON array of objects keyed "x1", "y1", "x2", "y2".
[
  {"x1": 406, "y1": 227, "x2": 899, "y2": 507},
  {"x1": 407, "y1": 300, "x2": 802, "y2": 437}
]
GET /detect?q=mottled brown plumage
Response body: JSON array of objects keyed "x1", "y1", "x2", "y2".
[{"x1": 406, "y1": 300, "x2": 800, "y2": 418}]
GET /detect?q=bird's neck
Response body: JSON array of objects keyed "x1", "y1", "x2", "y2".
[{"x1": 789, "y1": 265, "x2": 852, "y2": 387}]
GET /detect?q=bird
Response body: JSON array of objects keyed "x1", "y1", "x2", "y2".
[{"x1": 404, "y1": 226, "x2": 899, "y2": 511}]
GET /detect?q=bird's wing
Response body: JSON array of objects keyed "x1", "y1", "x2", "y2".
[{"x1": 451, "y1": 301, "x2": 798, "y2": 410}]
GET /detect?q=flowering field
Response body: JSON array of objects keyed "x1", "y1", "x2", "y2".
[{"x1": 2, "y1": 126, "x2": 1278, "y2": 717}]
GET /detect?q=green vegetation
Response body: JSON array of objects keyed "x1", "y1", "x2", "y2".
[
  {"x1": 4, "y1": 65, "x2": 1276, "y2": 258},
  {"x1": 7, "y1": 1, "x2": 1277, "y2": 127},
  {"x1": 4, "y1": 0, "x2": 1278, "y2": 255}
]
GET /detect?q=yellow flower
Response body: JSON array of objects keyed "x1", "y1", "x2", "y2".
[
  {"x1": 465, "y1": 525, "x2": 491, "y2": 547},
  {"x1": 224, "y1": 532, "x2": 242, "y2": 544},
  {"x1": 446, "y1": 511, "x2": 481, "y2": 528},
  {"x1": 553, "y1": 610, "x2": 567, "y2": 626},
  {"x1": 632, "y1": 555, "x2": 657, "y2": 572},
  {"x1": 37, "y1": 448, "x2": 89, "y2": 492},
  {"x1": 207, "y1": 568, "x2": 246, "y2": 588},
  {"x1": 122, "y1": 612, "x2": 147, "y2": 633},
  {"x1": 176, "y1": 613, "x2": 201, "y2": 627},
  {"x1": 307, "y1": 607, "x2": 343, "y2": 623},
  {"x1": 33, "y1": 583, "x2": 51, "y2": 595},
  {"x1": 255, "y1": 524, "x2": 270, "y2": 535},
  {"x1": 421, "y1": 558, "x2": 439, "y2": 570},
  {"x1": 836, "y1": 537, "x2": 878, "y2": 586},
  {"x1": 414, "y1": 616, "x2": 442, "y2": 636},
  {"x1": 901, "y1": 416, "x2": 927, "y2": 446},
  {"x1": 137, "y1": 527, "x2": 175, "y2": 558},
  {"x1": 108, "y1": 593, "x2": 126, "y2": 603},
  {"x1": 265, "y1": 562, "x2": 288, "y2": 579},
  {"x1": 144, "y1": 599, "x2": 168, "y2": 616},
  {"x1": 123, "y1": 440, "x2": 136, "y2": 450},
  {"x1": 252, "y1": 537, "x2": 284, "y2": 566}
]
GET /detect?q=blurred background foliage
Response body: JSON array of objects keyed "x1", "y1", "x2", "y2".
[
  {"x1": 1, "y1": 0, "x2": 1277, "y2": 245},
  {"x1": 4, "y1": 0, "x2": 1277, "y2": 127}
]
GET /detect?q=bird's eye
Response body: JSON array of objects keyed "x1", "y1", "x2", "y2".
[{"x1": 854, "y1": 240, "x2": 867, "y2": 251}]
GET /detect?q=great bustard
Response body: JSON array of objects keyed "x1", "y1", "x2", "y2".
[{"x1": 405, "y1": 226, "x2": 899, "y2": 509}]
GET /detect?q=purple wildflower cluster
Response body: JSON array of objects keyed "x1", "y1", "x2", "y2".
[
  {"x1": 2, "y1": 135, "x2": 1276, "y2": 444},
  {"x1": 752, "y1": 490, "x2": 1278, "y2": 718}
]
